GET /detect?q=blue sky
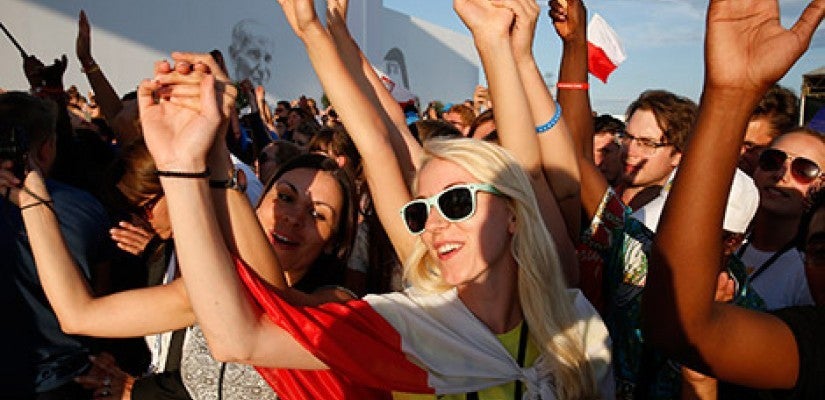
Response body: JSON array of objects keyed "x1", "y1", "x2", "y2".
[{"x1": 384, "y1": 0, "x2": 824, "y2": 116}]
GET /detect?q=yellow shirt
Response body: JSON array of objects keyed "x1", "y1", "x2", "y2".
[{"x1": 392, "y1": 322, "x2": 539, "y2": 400}]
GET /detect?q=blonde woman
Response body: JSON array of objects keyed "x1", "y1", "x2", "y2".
[{"x1": 116, "y1": 0, "x2": 614, "y2": 399}]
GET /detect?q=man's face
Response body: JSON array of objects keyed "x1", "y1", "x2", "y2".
[
  {"x1": 620, "y1": 109, "x2": 681, "y2": 188},
  {"x1": 233, "y1": 36, "x2": 273, "y2": 87},
  {"x1": 738, "y1": 117, "x2": 776, "y2": 176}
]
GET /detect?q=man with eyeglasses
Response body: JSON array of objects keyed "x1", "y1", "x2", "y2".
[
  {"x1": 615, "y1": 90, "x2": 697, "y2": 211},
  {"x1": 737, "y1": 127, "x2": 824, "y2": 310}
]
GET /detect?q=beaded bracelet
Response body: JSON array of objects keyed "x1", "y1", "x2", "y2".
[
  {"x1": 155, "y1": 168, "x2": 211, "y2": 178},
  {"x1": 536, "y1": 102, "x2": 562, "y2": 134}
]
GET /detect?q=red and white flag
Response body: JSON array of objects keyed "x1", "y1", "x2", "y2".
[
  {"x1": 234, "y1": 258, "x2": 615, "y2": 399},
  {"x1": 587, "y1": 13, "x2": 627, "y2": 83}
]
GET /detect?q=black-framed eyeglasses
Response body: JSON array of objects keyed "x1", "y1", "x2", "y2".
[
  {"x1": 758, "y1": 148, "x2": 824, "y2": 184},
  {"x1": 619, "y1": 131, "x2": 671, "y2": 155},
  {"x1": 399, "y1": 183, "x2": 503, "y2": 235}
]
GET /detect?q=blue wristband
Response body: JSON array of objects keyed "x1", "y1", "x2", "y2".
[{"x1": 536, "y1": 102, "x2": 562, "y2": 134}]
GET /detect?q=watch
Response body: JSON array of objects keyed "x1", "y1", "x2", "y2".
[{"x1": 209, "y1": 167, "x2": 247, "y2": 193}]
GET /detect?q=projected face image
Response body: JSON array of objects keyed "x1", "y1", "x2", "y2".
[{"x1": 229, "y1": 19, "x2": 274, "y2": 87}]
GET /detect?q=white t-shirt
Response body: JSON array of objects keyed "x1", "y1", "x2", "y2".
[{"x1": 738, "y1": 243, "x2": 814, "y2": 310}]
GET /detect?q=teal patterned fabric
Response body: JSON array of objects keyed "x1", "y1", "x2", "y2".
[{"x1": 581, "y1": 188, "x2": 765, "y2": 399}]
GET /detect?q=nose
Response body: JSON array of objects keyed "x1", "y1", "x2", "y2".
[{"x1": 423, "y1": 204, "x2": 449, "y2": 233}]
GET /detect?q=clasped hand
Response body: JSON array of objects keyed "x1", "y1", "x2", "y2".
[{"x1": 137, "y1": 58, "x2": 232, "y2": 172}]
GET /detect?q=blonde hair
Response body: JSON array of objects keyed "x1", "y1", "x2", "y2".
[{"x1": 403, "y1": 138, "x2": 597, "y2": 399}]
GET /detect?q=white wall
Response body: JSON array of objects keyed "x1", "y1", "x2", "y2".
[{"x1": 0, "y1": 0, "x2": 478, "y2": 108}]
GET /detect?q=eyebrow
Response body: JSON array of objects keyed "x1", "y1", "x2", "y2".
[
  {"x1": 415, "y1": 181, "x2": 468, "y2": 199},
  {"x1": 279, "y1": 180, "x2": 340, "y2": 221}
]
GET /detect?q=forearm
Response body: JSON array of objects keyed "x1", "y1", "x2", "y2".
[
  {"x1": 327, "y1": 16, "x2": 422, "y2": 180},
  {"x1": 161, "y1": 175, "x2": 264, "y2": 357},
  {"x1": 475, "y1": 34, "x2": 541, "y2": 177},
  {"x1": 516, "y1": 54, "x2": 581, "y2": 239},
  {"x1": 24, "y1": 188, "x2": 193, "y2": 336},
  {"x1": 80, "y1": 59, "x2": 123, "y2": 123},
  {"x1": 558, "y1": 35, "x2": 607, "y2": 219},
  {"x1": 300, "y1": 24, "x2": 416, "y2": 261}
]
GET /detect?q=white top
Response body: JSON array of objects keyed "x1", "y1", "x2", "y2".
[{"x1": 738, "y1": 243, "x2": 814, "y2": 310}]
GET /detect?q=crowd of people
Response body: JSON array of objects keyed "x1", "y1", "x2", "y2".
[{"x1": 1, "y1": 0, "x2": 823, "y2": 399}]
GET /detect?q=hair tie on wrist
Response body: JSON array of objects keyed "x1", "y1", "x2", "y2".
[
  {"x1": 20, "y1": 199, "x2": 55, "y2": 211},
  {"x1": 536, "y1": 102, "x2": 562, "y2": 134},
  {"x1": 556, "y1": 82, "x2": 589, "y2": 90},
  {"x1": 82, "y1": 63, "x2": 100, "y2": 74},
  {"x1": 154, "y1": 168, "x2": 211, "y2": 178}
]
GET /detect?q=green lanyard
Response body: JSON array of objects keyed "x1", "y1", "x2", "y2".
[{"x1": 466, "y1": 321, "x2": 529, "y2": 400}]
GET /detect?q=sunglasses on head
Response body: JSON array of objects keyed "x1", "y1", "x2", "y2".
[
  {"x1": 400, "y1": 183, "x2": 503, "y2": 235},
  {"x1": 758, "y1": 148, "x2": 824, "y2": 184}
]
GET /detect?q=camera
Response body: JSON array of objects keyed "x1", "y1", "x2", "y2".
[{"x1": 0, "y1": 122, "x2": 29, "y2": 181}]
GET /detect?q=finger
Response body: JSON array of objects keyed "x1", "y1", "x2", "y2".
[
  {"x1": 193, "y1": 62, "x2": 211, "y2": 74},
  {"x1": 790, "y1": 0, "x2": 825, "y2": 47},
  {"x1": 110, "y1": 228, "x2": 148, "y2": 245},
  {"x1": 173, "y1": 61, "x2": 193, "y2": 74},
  {"x1": 137, "y1": 79, "x2": 160, "y2": 110},
  {"x1": 199, "y1": 74, "x2": 220, "y2": 120},
  {"x1": 171, "y1": 52, "x2": 229, "y2": 81},
  {"x1": 114, "y1": 241, "x2": 142, "y2": 256},
  {"x1": 154, "y1": 60, "x2": 172, "y2": 76},
  {"x1": 118, "y1": 221, "x2": 154, "y2": 238}
]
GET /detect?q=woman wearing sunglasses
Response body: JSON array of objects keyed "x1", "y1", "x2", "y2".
[
  {"x1": 125, "y1": 0, "x2": 612, "y2": 399},
  {"x1": 738, "y1": 127, "x2": 825, "y2": 310}
]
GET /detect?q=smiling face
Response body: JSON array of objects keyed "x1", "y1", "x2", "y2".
[
  {"x1": 621, "y1": 109, "x2": 681, "y2": 188},
  {"x1": 256, "y1": 168, "x2": 343, "y2": 278},
  {"x1": 754, "y1": 131, "x2": 825, "y2": 218},
  {"x1": 414, "y1": 158, "x2": 516, "y2": 288}
]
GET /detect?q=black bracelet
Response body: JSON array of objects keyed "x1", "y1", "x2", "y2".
[
  {"x1": 154, "y1": 168, "x2": 211, "y2": 178},
  {"x1": 20, "y1": 200, "x2": 55, "y2": 211}
]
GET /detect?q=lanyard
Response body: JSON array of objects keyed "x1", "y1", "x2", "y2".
[
  {"x1": 736, "y1": 240, "x2": 796, "y2": 282},
  {"x1": 467, "y1": 321, "x2": 529, "y2": 400}
]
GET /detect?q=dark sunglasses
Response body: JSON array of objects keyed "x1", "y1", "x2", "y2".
[
  {"x1": 400, "y1": 183, "x2": 503, "y2": 235},
  {"x1": 758, "y1": 148, "x2": 824, "y2": 184}
]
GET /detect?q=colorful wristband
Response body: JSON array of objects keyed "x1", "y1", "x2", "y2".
[{"x1": 536, "y1": 102, "x2": 562, "y2": 134}]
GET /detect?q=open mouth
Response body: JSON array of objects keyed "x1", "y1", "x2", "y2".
[
  {"x1": 436, "y1": 242, "x2": 463, "y2": 260},
  {"x1": 270, "y1": 231, "x2": 299, "y2": 247}
]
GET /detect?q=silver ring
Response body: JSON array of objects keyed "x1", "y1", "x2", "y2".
[
  {"x1": 100, "y1": 389, "x2": 111, "y2": 397},
  {"x1": 103, "y1": 376, "x2": 112, "y2": 387}
]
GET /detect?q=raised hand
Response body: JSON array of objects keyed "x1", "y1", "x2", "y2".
[
  {"x1": 41, "y1": 55, "x2": 68, "y2": 88},
  {"x1": 277, "y1": 0, "x2": 323, "y2": 40},
  {"x1": 23, "y1": 56, "x2": 45, "y2": 89},
  {"x1": 549, "y1": 0, "x2": 586, "y2": 43},
  {"x1": 454, "y1": 0, "x2": 514, "y2": 39},
  {"x1": 501, "y1": 0, "x2": 541, "y2": 59},
  {"x1": 137, "y1": 64, "x2": 221, "y2": 171},
  {"x1": 705, "y1": 0, "x2": 824, "y2": 92},
  {"x1": 76, "y1": 10, "x2": 93, "y2": 66}
]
